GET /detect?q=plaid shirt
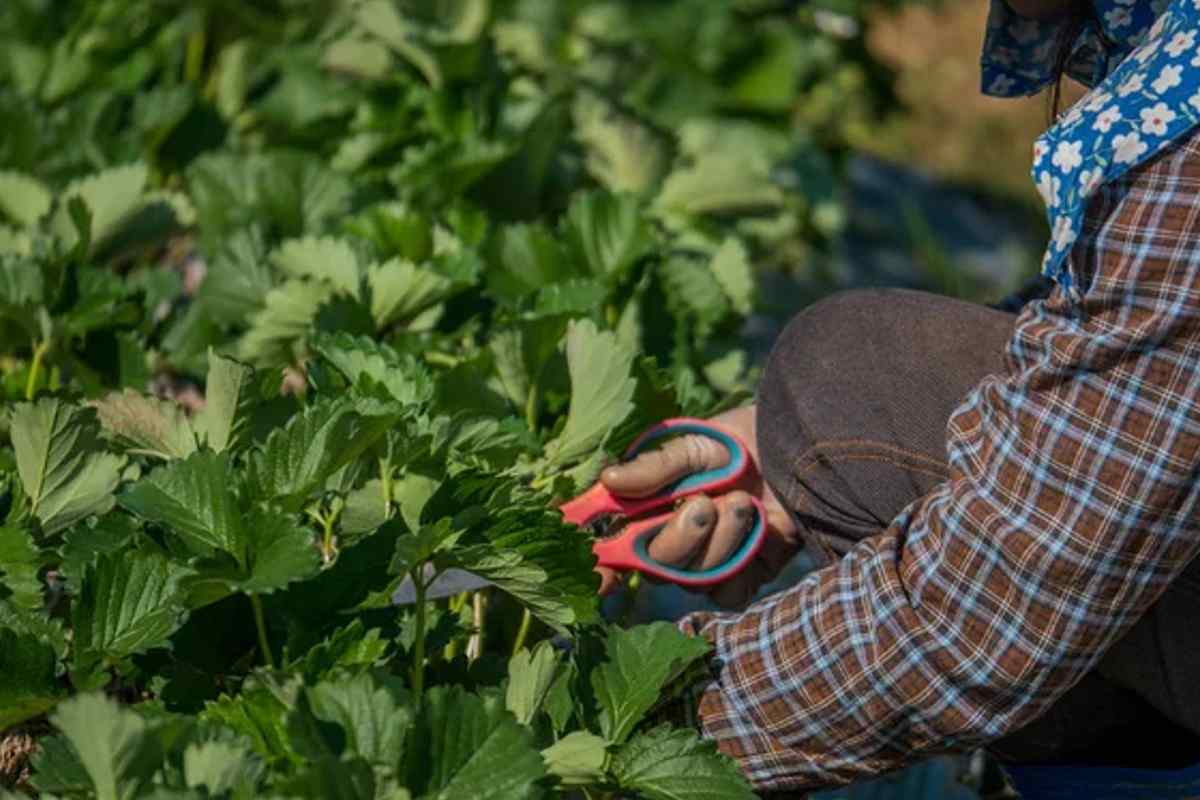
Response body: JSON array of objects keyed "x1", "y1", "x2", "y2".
[{"x1": 667, "y1": 127, "x2": 1200, "y2": 792}]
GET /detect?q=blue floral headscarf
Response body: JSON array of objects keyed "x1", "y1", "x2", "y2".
[{"x1": 981, "y1": 0, "x2": 1200, "y2": 295}]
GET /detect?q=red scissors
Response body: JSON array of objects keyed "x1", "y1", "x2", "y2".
[{"x1": 559, "y1": 417, "x2": 767, "y2": 589}]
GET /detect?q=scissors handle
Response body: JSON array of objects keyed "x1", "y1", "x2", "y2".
[
  {"x1": 559, "y1": 417, "x2": 754, "y2": 526},
  {"x1": 592, "y1": 496, "x2": 768, "y2": 588},
  {"x1": 558, "y1": 417, "x2": 765, "y2": 587}
]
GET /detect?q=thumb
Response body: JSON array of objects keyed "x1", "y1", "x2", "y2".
[{"x1": 600, "y1": 433, "x2": 730, "y2": 498}]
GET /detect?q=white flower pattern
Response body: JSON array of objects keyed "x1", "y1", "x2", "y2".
[
  {"x1": 1164, "y1": 29, "x2": 1195, "y2": 55},
  {"x1": 1094, "y1": 106, "x2": 1123, "y2": 131},
  {"x1": 1140, "y1": 101, "x2": 1178, "y2": 133},
  {"x1": 1106, "y1": 6, "x2": 1135, "y2": 26},
  {"x1": 1052, "y1": 140, "x2": 1085, "y2": 171},
  {"x1": 1153, "y1": 63, "x2": 1184, "y2": 92},
  {"x1": 981, "y1": 0, "x2": 1200, "y2": 292},
  {"x1": 1037, "y1": 171, "x2": 1062, "y2": 205},
  {"x1": 1119, "y1": 72, "x2": 1147, "y2": 96},
  {"x1": 1114, "y1": 131, "x2": 1151, "y2": 163}
]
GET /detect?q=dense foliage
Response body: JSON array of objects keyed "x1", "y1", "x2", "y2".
[{"x1": 0, "y1": 0, "x2": 907, "y2": 796}]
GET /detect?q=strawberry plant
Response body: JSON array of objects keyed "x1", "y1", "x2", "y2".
[{"x1": 1, "y1": 0, "x2": 912, "y2": 796}]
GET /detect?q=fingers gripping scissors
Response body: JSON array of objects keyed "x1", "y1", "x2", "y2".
[
  {"x1": 559, "y1": 417, "x2": 768, "y2": 588},
  {"x1": 393, "y1": 417, "x2": 768, "y2": 605}
]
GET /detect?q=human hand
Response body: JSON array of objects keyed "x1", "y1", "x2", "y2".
[{"x1": 596, "y1": 405, "x2": 802, "y2": 608}]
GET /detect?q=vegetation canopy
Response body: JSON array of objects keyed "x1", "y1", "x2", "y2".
[{"x1": 0, "y1": 0, "x2": 906, "y2": 796}]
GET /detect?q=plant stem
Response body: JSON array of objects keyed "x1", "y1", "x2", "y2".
[
  {"x1": 185, "y1": 28, "x2": 206, "y2": 84},
  {"x1": 466, "y1": 591, "x2": 487, "y2": 661},
  {"x1": 423, "y1": 351, "x2": 459, "y2": 368},
  {"x1": 379, "y1": 457, "x2": 394, "y2": 516},
  {"x1": 442, "y1": 591, "x2": 471, "y2": 661},
  {"x1": 250, "y1": 594, "x2": 275, "y2": 669},
  {"x1": 25, "y1": 339, "x2": 48, "y2": 400},
  {"x1": 411, "y1": 575, "x2": 428, "y2": 701},
  {"x1": 524, "y1": 381, "x2": 539, "y2": 432},
  {"x1": 511, "y1": 608, "x2": 532, "y2": 656},
  {"x1": 316, "y1": 501, "x2": 342, "y2": 566}
]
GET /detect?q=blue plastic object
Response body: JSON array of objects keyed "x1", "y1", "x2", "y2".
[{"x1": 1005, "y1": 761, "x2": 1200, "y2": 799}]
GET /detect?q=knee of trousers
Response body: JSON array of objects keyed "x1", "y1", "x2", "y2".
[{"x1": 754, "y1": 288, "x2": 912, "y2": 502}]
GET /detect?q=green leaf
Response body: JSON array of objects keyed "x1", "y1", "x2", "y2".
[
  {"x1": 72, "y1": 551, "x2": 188, "y2": 669},
  {"x1": 186, "y1": 153, "x2": 260, "y2": 242},
  {"x1": 0, "y1": 170, "x2": 52, "y2": 228},
  {"x1": 592, "y1": 623, "x2": 711, "y2": 744},
  {"x1": 487, "y1": 318, "x2": 566, "y2": 410},
  {"x1": 247, "y1": 399, "x2": 395, "y2": 507},
  {"x1": 572, "y1": 94, "x2": 671, "y2": 195},
  {"x1": 43, "y1": 693, "x2": 159, "y2": 800},
  {"x1": 213, "y1": 40, "x2": 252, "y2": 119},
  {"x1": 308, "y1": 672, "x2": 411, "y2": 770},
  {"x1": 356, "y1": 0, "x2": 442, "y2": 88},
  {"x1": 0, "y1": 255, "x2": 43, "y2": 309},
  {"x1": 194, "y1": 227, "x2": 273, "y2": 326},
  {"x1": 341, "y1": 479, "x2": 391, "y2": 536},
  {"x1": 311, "y1": 332, "x2": 434, "y2": 408},
  {"x1": 543, "y1": 319, "x2": 636, "y2": 468},
  {"x1": 488, "y1": 224, "x2": 570, "y2": 305},
  {"x1": 10, "y1": 399, "x2": 125, "y2": 536},
  {"x1": 655, "y1": 156, "x2": 783, "y2": 218},
  {"x1": 541, "y1": 732, "x2": 608, "y2": 787},
  {"x1": 391, "y1": 518, "x2": 463, "y2": 577},
  {"x1": 661, "y1": 256, "x2": 730, "y2": 331},
  {"x1": 367, "y1": 258, "x2": 455, "y2": 328},
  {"x1": 0, "y1": 602, "x2": 67, "y2": 662},
  {"x1": 406, "y1": 687, "x2": 545, "y2": 800},
  {"x1": 0, "y1": 627, "x2": 64, "y2": 730},
  {"x1": 277, "y1": 755, "x2": 378, "y2": 800},
  {"x1": 392, "y1": 471, "x2": 441, "y2": 532},
  {"x1": 0, "y1": 525, "x2": 42, "y2": 610},
  {"x1": 91, "y1": 390, "x2": 199, "y2": 460},
  {"x1": 534, "y1": 278, "x2": 608, "y2": 317},
  {"x1": 59, "y1": 516, "x2": 140, "y2": 581},
  {"x1": 51, "y1": 164, "x2": 151, "y2": 251},
  {"x1": 449, "y1": 481, "x2": 598, "y2": 632},
  {"x1": 194, "y1": 351, "x2": 254, "y2": 453},
  {"x1": 656, "y1": 119, "x2": 789, "y2": 219},
  {"x1": 506, "y1": 641, "x2": 560, "y2": 725},
  {"x1": 27, "y1": 734, "x2": 92, "y2": 796},
  {"x1": 324, "y1": 36, "x2": 393, "y2": 80},
  {"x1": 611, "y1": 726, "x2": 754, "y2": 800},
  {"x1": 542, "y1": 665, "x2": 575, "y2": 736},
  {"x1": 119, "y1": 451, "x2": 244, "y2": 561},
  {"x1": 182, "y1": 739, "x2": 265, "y2": 798},
  {"x1": 344, "y1": 203, "x2": 434, "y2": 262},
  {"x1": 709, "y1": 238, "x2": 755, "y2": 316},
  {"x1": 233, "y1": 508, "x2": 319, "y2": 595},
  {"x1": 236, "y1": 279, "x2": 333, "y2": 366},
  {"x1": 702, "y1": 350, "x2": 747, "y2": 394},
  {"x1": 286, "y1": 619, "x2": 390, "y2": 680},
  {"x1": 257, "y1": 151, "x2": 353, "y2": 239},
  {"x1": 562, "y1": 191, "x2": 653, "y2": 282},
  {"x1": 0, "y1": 225, "x2": 31, "y2": 256},
  {"x1": 272, "y1": 236, "x2": 362, "y2": 297},
  {"x1": 201, "y1": 687, "x2": 297, "y2": 767}
]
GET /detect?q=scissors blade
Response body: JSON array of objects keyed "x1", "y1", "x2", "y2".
[{"x1": 392, "y1": 565, "x2": 493, "y2": 605}]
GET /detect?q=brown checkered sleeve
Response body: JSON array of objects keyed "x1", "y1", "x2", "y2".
[{"x1": 669, "y1": 127, "x2": 1200, "y2": 792}]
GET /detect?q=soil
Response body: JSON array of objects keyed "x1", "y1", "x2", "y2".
[{"x1": 0, "y1": 727, "x2": 41, "y2": 793}]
